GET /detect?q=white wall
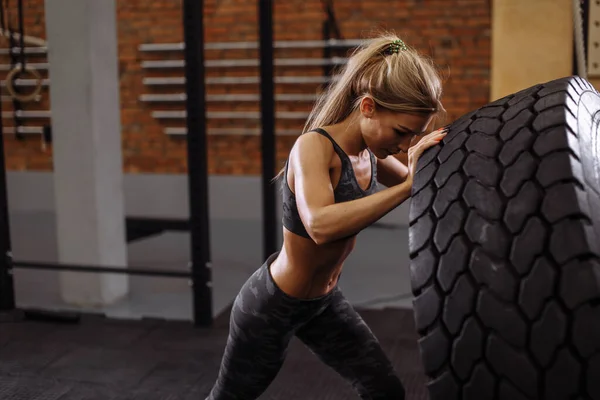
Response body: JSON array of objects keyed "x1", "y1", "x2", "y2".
[{"x1": 7, "y1": 171, "x2": 411, "y2": 226}]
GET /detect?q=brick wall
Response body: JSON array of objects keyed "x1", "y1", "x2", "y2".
[{"x1": 1, "y1": 0, "x2": 491, "y2": 175}]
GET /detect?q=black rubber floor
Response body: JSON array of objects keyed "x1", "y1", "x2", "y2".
[{"x1": 0, "y1": 307, "x2": 428, "y2": 399}]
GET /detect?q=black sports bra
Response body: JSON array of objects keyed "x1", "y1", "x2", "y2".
[{"x1": 281, "y1": 128, "x2": 378, "y2": 239}]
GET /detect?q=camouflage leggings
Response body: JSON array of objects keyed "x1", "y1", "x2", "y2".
[{"x1": 206, "y1": 252, "x2": 405, "y2": 400}]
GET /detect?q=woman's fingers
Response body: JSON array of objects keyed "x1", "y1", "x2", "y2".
[
  {"x1": 409, "y1": 129, "x2": 447, "y2": 160},
  {"x1": 407, "y1": 126, "x2": 450, "y2": 178},
  {"x1": 419, "y1": 131, "x2": 447, "y2": 149}
]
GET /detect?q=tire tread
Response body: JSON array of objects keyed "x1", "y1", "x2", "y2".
[{"x1": 409, "y1": 76, "x2": 600, "y2": 400}]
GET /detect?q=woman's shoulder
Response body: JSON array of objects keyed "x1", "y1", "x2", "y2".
[
  {"x1": 288, "y1": 131, "x2": 337, "y2": 169},
  {"x1": 292, "y1": 131, "x2": 334, "y2": 155}
]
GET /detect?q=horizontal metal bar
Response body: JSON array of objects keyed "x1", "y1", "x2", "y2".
[
  {"x1": 140, "y1": 93, "x2": 317, "y2": 102},
  {"x1": 0, "y1": 78, "x2": 50, "y2": 87},
  {"x1": 140, "y1": 93, "x2": 187, "y2": 102},
  {"x1": 2, "y1": 110, "x2": 50, "y2": 118},
  {"x1": 0, "y1": 62, "x2": 48, "y2": 71},
  {"x1": 275, "y1": 57, "x2": 347, "y2": 66},
  {"x1": 276, "y1": 76, "x2": 335, "y2": 84},
  {"x1": 0, "y1": 39, "x2": 360, "y2": 56},
  {"x1": 274, "y1": 93, "x2": 317, "y2": 101},
  {"x1": 143, "y1": 77, "x2": 186, "y2": 85},
  {"x1": 0, "y1": 29, "x2": 47, "y2": 47},
  {"x1": 142, "y1": 60, "x2": 187, "y2": 68},
  {"x1": 153, "y1": 110, "x2": 309, "y2": 120},
  {"x1": 3, "y1": 126, "x2": 44, "y2": 134},
  {"x1": 165, "y1": 127, "x2": 300, "y2": 136},
  {"x1": 0, "y1": 46, "x2": 47, "y2": 55},
  {"x1": 139, "y1": 43, "x2": 186, "y2": 52},
  {"x1": 13, "y1": 260, "x2": 192, "y2": 278},
  {"x1": 126, "y1": 217, "x2": 190, "y2": 231},
  {"x1": 0, "y1": 76, "x2": 339, "y2": 87},
  {"x1": 143, "y1": 75, "x2": 334, "y2": 86},
  {"x1": 141, "y1": 57, "x2": 347, "y2": 69},
  {"x1": 139, "y1": 39, "x2": 365, "y2": 52},
  {"x1": 0, "y1": 95, "x2": 42, "y2": 102}
]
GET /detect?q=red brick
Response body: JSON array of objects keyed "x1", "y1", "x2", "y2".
[{"x1": 4, "y1": 0, "x2": 491, "y2": 175}]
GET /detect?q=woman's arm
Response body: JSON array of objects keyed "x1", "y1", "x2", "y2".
[
  {"x1": 376, "y1": 155, "x2": 409, "y2": 187},
  {"x1": 291, "y1": 132, "x2": 412, "y2": 245}
]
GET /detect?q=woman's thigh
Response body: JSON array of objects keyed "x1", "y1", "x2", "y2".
[{"x1": 295, "y1": 289, "x2": 405, "y2": 400}]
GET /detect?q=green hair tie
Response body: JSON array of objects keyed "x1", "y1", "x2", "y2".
[{"x1": 388, "y1": 39, "x2": 408, "y2": 54}]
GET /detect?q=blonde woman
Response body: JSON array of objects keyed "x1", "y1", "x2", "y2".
[{"x1": 207, "y1": 33, "x2": 448, "y2": 400}]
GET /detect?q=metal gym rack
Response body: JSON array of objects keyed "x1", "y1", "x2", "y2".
[
  {"x1": 0, "y1": 0, "x2": 215, "y2": 327},
  {"x1": 0, "y1": 0, "x2": 360, "y2": 327}
]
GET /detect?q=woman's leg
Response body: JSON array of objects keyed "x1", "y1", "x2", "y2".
[
  {"x1": 206, "y1": 307, "x2": 292, "y2": 399},
  {"x1": 295, "y1": 289, "x2": 405, "y2": 400},
  {"x1": 206, "y1": 257, "x2": 309, "y2": 400}
]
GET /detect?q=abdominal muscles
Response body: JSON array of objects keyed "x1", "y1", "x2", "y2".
[{"x1": 269, "y1": 228, "x2": 357, "y2": 299}]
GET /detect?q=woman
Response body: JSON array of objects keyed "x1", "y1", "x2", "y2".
[{"x1": 206, "y1": 33, "x2": 448, "y2": 400}]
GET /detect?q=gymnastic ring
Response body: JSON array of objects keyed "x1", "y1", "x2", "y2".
[{"x1": 5, "y1": 63, "x2": 43, "y2": 103}]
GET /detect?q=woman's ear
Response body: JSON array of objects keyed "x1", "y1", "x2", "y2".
[{"x1": 359, "y1": 96, "x2": 376, "y2": 118}]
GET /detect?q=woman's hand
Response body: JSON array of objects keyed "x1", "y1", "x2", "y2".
[{"x1": 405, "y1": 127, "x2": 448, "y2": 185}]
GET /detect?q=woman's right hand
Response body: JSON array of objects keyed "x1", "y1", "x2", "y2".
[{"x1": 405, "y1": 127, "x2": 448, "y2": 185}]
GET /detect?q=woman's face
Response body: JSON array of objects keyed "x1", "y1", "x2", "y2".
[{"x1": 359, "y1": 97, "x2": 434, "y2": 159}]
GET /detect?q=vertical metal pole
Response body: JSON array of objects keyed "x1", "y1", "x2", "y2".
[
  {"x1": 322, "y1": 20, "x2": 333, "y2": 80},
  {"x1": 259, "y1": 0, "x2": 277, "y2": 260},
  {"x1": 582, "y1": 0, "x2": 590, "y2": 71},
  {"x1": 322, "y1": 0, "x2": 334, "y2": 79},
  {"x1": 0, "y1": 68, "x2": 15, "y2": 312},
  {"x1": 573, "y1": 0, "x2": 588, "y2": 78},
  {"x1": 182, "y1": 0, "x2": 212, "y2": 327}
]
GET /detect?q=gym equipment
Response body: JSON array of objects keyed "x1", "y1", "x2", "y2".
[
  {"x1": 0, "y1": 0, "x2": 44, "y2": 103},
  {"x1": 409, "y1": 76, "x2": 600, "y2": 399},
  {"x1": 0, "y1": 0, "x2": 44, "y2": 151},
  {"x1": 0, "y1": 0, "x2": 214, "y2": 328},
  {"x1": 5, "y1": 63, "x2": 43, "y2": 102}
]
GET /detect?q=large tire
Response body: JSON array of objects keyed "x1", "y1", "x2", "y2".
[{"x1": 408, "y1": 76, "x2": 600, "y2": 400}]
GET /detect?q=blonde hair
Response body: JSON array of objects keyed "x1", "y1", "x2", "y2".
[{"x1": 275, "y1": 32, "x2": 445, "y2": 180}]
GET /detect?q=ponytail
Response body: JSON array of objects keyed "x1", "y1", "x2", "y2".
[{"x1": 273, "y1": 31, "x2": 444, "y2": 181}]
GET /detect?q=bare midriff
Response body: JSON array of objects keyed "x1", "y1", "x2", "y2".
[{"x1": 269, "y1": 229, "x2": 357, "y2": 299}]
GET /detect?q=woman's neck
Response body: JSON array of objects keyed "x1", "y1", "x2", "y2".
[{"x1": 323, "y1": 114, "x2": 366, "y2": 156}]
